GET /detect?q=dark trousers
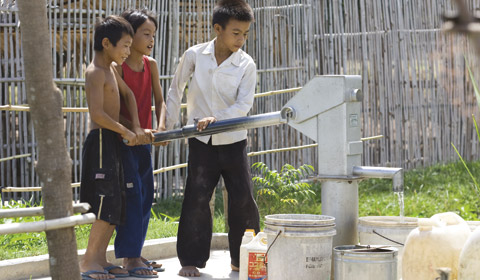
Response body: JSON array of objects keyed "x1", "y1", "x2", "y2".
[
  {"x1": 177, "y1": 138, "x2": 260, "y2": 268},
  {"x1": 114, "y1": 144, "x2": 154, "y2": 258}
]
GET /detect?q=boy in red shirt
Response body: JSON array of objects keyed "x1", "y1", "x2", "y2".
[{"x1": 113, "y1": 9, "x2": 166, "y2": 278}]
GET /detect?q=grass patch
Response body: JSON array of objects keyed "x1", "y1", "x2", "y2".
[
  {"x1": 2, "y1": 160, "x2": 480, "y2": 260},
  {"x1": 359, "y1": 160, "x2": 480, "y2": 219}
]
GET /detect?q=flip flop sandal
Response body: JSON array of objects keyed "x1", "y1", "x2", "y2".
[
  {"x1": 104, "y1": 265, "x2": 129, "y2": 278},
  {"x1": 128, "y1": 266, "x2": 159, "y2": 278},
  {"x1": 81, "y1": 270, "x2": 112, "y2": 280},
  {"x1": 143, "y1": 260, "x2": 165, "y2": 272}
]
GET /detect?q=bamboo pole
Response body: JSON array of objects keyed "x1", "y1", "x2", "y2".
[
  {"x1": 0, "y1": 87, "x2": 302, "y2": 112},
  {"x1": 0, "y1": 153, "x2": 31, "y2": 163},
  {"x1": 5, "y1": 140, "x2": 362, "y2": 193},
  {"x1": 0, "y1": 213, "x2": 96, "y2": 234},
  {"x1": 1, "y1": 182, "x2": 80, "y2": 193},
  {"x1": 0, "y1": 203, "x2": 91, "y2": 218}
]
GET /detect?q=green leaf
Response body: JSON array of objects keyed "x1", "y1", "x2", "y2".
[
  {"x1": 158, "y1": 213, "x2": 179, "y2": 222},
  {"x1": 451, "y1": 142, "x2": 480, "y2": 193},
  {"x1": 474, "y1": 114, "x2": 480, "y2": 144},
  {"x1": 465, "y1": 56, "x2": 480, "y2": 109},
  {"x1": 150, "y1": 209, "x2": 159, "y2": 220}
]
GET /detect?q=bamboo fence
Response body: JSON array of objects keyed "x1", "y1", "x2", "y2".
[{"x1": 1, "y1": 0, "x2": 479, "y2": 203}]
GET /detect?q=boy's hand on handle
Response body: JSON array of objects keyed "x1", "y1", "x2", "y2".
[
  {"x1": 196, "y1": 117, "x2": 216, "y2": 132},
  {"x1": 122, "y1": 130, "x2": 137, "y2": 146},
  {"x1": 134, "y1": 127, "x2": 153, "y2": 145},
  {"x1": 144, "y1": 129, "x2": 155, "y2": 144}
]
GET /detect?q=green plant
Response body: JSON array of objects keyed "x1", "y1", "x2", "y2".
[
  {"x1": 150, "y1": 209, "x2": 180, "y2": 223},
  {"x1": 451, "y1": 58, "x2": 480, "y2": 196},
  {"x1": 0, "y1": 199, "x2": 50, "y2": 259},
  {"x1": 252, "y1": 162, "x2": 315, "y2": 214}
]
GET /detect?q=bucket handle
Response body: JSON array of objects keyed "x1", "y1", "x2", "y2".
[
  {"x1": 372, "y1": 229, "x2": 404, "y2": 246},
  {"x1": 264, "y1": 228, "x2": 283, "y2": 268}
]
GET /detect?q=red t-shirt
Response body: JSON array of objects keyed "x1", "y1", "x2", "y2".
[{"x1": 120, "y1": 55, "x2": 152, "y2": 129}]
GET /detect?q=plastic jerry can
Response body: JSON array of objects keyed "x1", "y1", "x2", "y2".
[
  {"x1": 239, "y1": 229, "x2": 256, "y2": 280},
  {"x1": 458, "y1": 225, "x2": 480, "y2": 279},
  {"x1": 240, "y1": 231, "x2": 267, "y2": 280},
  {"x1": 402, "y1": 212, "x2": 470, "y2": 280}
]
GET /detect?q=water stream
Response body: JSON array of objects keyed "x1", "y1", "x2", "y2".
[{"x1": 395, "y1": 191, "x2": 405, "y2": 223}]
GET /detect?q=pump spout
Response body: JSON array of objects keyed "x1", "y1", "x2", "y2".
[{"x1": 352, "y1": 166, "x2": 404, "y2": 193}]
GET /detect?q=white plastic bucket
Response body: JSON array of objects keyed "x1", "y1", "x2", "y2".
[
  {"x1": 264, "y1": 214, "x2": 336, "y2": 280},
  {"x1": 358, "y1": 216, "x2": 417, "y2": 280},
  {"x1": 334, "y1": 245, "x2": 398, "y2": 280}
]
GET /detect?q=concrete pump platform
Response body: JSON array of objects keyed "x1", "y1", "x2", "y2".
[{"x1": 0, "y1": 233, "x2": 238, "y2": 280}]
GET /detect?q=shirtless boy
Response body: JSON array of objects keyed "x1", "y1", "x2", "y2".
[{"x1": 79, "y1": 15, "x2": 152, "y2": 280}]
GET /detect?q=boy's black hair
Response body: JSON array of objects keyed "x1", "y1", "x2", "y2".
[
  {"x1": 121, "y1": 9, "x2": 158, "y2": 33},
  {"x1": 93, "y1": 15, "x2": 134, "y2": 51},
  {"x1": 212, "y1": 0, "x2": 254, "y2": 28}
]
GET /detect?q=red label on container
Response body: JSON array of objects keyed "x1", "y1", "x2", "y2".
[{"x1": 248, "y1": 252, "x2": 267, "y2": 280}]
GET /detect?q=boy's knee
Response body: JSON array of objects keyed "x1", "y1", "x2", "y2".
[{"x1": 230, "y1": 195, "x2": 256, "y2": 209}]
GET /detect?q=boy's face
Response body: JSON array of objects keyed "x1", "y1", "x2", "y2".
[
  {"x1": 131, "y1": 19, "x2": 156, "y2": 56},
  {"x1": 105, "y1": 33, "x2": 132, "y2": 65},
  {"x1": 215, "y1": 19, "x2": 251, "y2": 53}
]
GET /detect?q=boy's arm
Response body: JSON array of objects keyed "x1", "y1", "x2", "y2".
[
  {"x1": 165, "y1": 50, "x2": 195, "y2": 130},
  {"x1": 113, "y1": 64, "x2": 134, "y2": 130},
  {"x1": 86, "y1": 68, "x2": 136, "y2": 145},
  {"x1": 149, "y1": 58, "x2": 168, "y2": 146},
  {"x1": 112, "y1": 66, "x2": 152, "y2": 144},
  {"x1": 149, "y1": 58, "x2": 166, "y2": 131},
  {"x1": 212, "y1": 61, "x2": 257, "y2": 120}
]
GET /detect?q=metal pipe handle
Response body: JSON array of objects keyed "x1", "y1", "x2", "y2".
[{"x1": 153, "y1": 111, "x2": 285, "y2": 143}]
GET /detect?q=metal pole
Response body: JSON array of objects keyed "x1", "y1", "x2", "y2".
[
  {"x1": 322, "y1": 180, "x2": 359, "y2": 246},
  {"x1": 153, "y1": 111, "x2": 285, "y2": 143}
]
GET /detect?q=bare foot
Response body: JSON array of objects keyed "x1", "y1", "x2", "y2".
[
  {"x1": 231, "y1": 264, "x2": 239, "y2": 272},
  {"x1": 80, "y1": 260, "x2": 114, "y2": 279},
  {"x1": 123, "y1": 257, "x2": 157, "y2": 276},
  {"x1": 179, "y1": 266, "x2": 201, "y2": 277}
]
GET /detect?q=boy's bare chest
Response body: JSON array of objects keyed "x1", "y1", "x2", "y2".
[{"x1": 103, "y1": 72, "x2": 120, "y2": 106}]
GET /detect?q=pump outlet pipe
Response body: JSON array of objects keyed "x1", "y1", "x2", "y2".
[
  {"x1": 352, "y1": 166, "x2": 404, "y2": 192},
  {"x1": 152, "y1": 111, "x2": 286, "y2": 143}
]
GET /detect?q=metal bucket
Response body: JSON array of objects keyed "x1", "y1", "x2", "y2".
[
  {"x1": 264, "y1": 214, "x2": 336, "y2": 280},
  {"x1": 334, "y1": 245, "x2": 398, "y2": 280}
]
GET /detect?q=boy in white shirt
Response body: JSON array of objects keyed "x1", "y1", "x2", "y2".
[{"x1": 165, "y1": 0, "x2": 259, "y2": 277}]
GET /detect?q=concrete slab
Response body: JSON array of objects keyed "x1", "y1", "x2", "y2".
[
  {"x1": 32, "y1": 250, "x2": 238, "y2": 280},
  {"x1": 0, "y1": 233, "x2": 232, "y2": 280}
]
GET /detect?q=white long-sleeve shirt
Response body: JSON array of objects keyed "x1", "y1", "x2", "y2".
[{"x1": 165, "y1": 38, "x2": 257, "y2": 145}]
